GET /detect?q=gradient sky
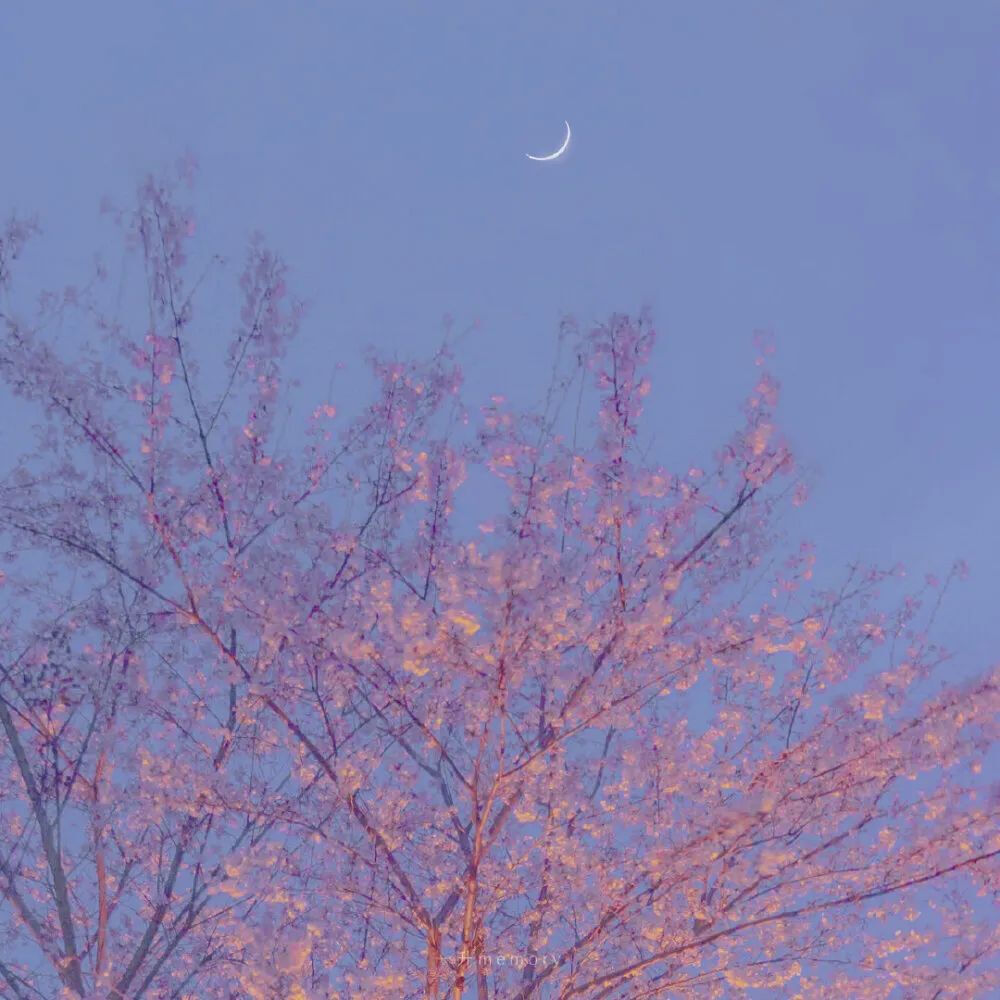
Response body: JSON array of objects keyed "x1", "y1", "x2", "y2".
[{"x1": 2, "y1": 1, "x2": 998, "y2": 671}]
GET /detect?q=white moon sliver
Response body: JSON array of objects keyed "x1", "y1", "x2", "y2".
[{"x1": 526, "y1": 120, "x2": 571, "y2": 161}]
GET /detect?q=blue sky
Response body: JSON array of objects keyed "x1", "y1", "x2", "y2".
[{"x1": 2, "y1": 1, "x2": 998, "y2": 668}]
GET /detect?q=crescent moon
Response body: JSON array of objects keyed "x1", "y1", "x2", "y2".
[{"x1": 526, "y1": 120, "x2": 571, "y2": 161}]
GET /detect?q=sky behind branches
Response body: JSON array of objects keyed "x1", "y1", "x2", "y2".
[{"x1": 2, "y1": 0, "x2": 998, "y2": 669}]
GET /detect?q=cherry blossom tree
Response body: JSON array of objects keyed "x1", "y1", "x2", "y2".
[{"x1": 0, "y1": 165, "x2": 997, "y2": 999}]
